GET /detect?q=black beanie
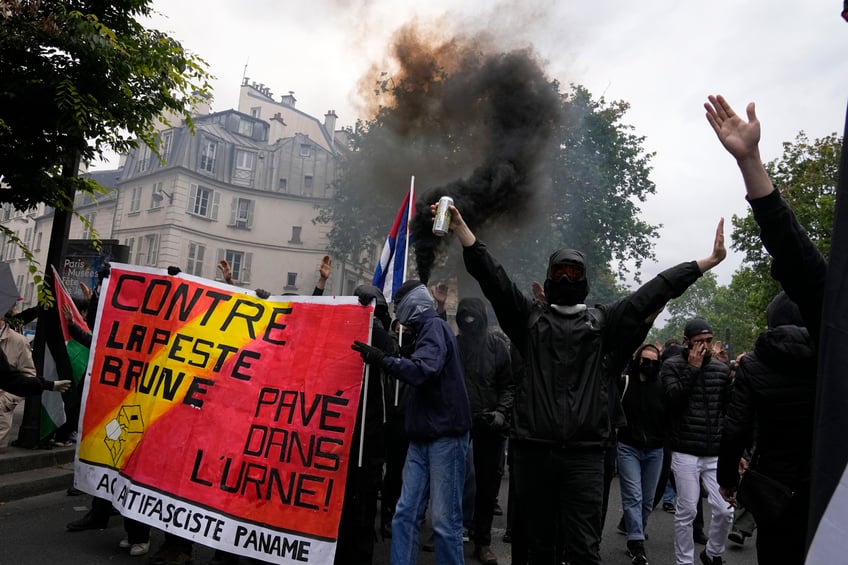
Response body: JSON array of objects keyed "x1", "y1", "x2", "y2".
[
  {"x1": 684, "y1": 317, "x2": 712, "y2": 339},
  {"x1": 393, "y1": 279, "x2": 423, "y2": 305},
  {"x1": 766, "y1": 291, "x2": 804, "y2": 329}
]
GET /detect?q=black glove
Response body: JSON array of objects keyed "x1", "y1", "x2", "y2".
[
  {"x1": 482, "y1": 410, "x2": 506, "y2": 430},
  {"x1": 255, "y1": 288, "x2": 271, "y2": 299},
  {"x1": 351, "y1": 340, "x2": 385, "y2": 365},
  {"x1": 167, "y1": 265, "x2": 182, "y2": 276}
]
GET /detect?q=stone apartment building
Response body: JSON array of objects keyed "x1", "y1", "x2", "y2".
[{"x1": 1, "y1": 80, "x2": 372, "y2": 311}]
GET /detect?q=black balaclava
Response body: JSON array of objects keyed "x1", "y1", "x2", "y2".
[
  {"x1": 456, "y1": 297, "x2": 488, "y2": 335},
  {"x1": 354, "y1": 284, "x2": 390, "y2": 330},
  {"x1": 544, "y1": 248, "x2": 589, "y2": 306}
]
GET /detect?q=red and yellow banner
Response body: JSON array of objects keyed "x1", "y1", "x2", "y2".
[{"x1": 74, "y1": 264, "x2": 371, "y2": 564}]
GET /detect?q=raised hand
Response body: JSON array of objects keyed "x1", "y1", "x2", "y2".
[
  {"x1": 218, "y1": 259, "x2": 233, "y2": 284},
  {"x1": 696, "y1": 218, "x2": 726, "y2": 273},
  {"x1": 712, "y1": 217, "x2": 727, "y2": 264},
  {"x1": 705, "y1": 95, "x2": 761, "y2": 162},
  {"x1": 319, "y1": 255, "x2": 332, "y2": 281}
]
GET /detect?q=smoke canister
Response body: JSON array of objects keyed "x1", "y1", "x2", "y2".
[{"x1": 432, "y1": 196, "x2": 454, "y2": 236}]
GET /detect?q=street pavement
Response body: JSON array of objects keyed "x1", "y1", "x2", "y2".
[{"x1": 0, "y1": 470, "x2": 759, "y2": 565}]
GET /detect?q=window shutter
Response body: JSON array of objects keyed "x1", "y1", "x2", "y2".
[
  {"x1": 211, "y1": 191, "x2": 220, "y2": 220},
  {"x1": 247, "y1": 200, "x2": 255, "y2": 229},
  {"x1": 229, "y1": 197, "x2": 237, "y2": 226},
  {"x1": 189, "y1": 184, "x2": 198, "y2": 213},
  {"x1": 151, "y1": 234, "x2": 160, "y2": 265},
  {"x1": 242, "y1": 252, "x2": 252, "y2": 284}
]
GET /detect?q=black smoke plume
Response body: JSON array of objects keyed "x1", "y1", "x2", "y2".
[
  {"x1": 407, "y1": 52, "x2": 559, "y2": 283},
  {"x1": 360, "y1": 25, "x2": 561, "y2": 284}
]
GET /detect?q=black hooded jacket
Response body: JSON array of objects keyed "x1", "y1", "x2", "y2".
[
  {"x1": 463, "y1": 240, "x2": 703, "y2": 448},
  {"x1": 618, "y1": 350, "x2": 666, "y2": 450},
  {"x1": 455, "y1": 298, "x2": 514, "y2": 424},
  {"x1": 717, "y1": 325, "x2": 816, "y2": 489}
]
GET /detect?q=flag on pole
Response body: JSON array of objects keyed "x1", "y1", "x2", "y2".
[
  {"x1": 39, "y1": 267, "x2": 90, "y2": 439},
  {"x1": 372, "y1": 188, "x2": 414, "y2": 301},
  {"x1": 805, "y1": 103, "x2": 848, "y2": 563},
  {"x1": 51, "y1": 265, "x2": 90, "y2": 385}
]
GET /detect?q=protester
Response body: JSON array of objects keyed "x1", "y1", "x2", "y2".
[
  {"x1": 705, "y1": 94, "x2": 827, "y2": 563},
  {"x1": 352, "y1": 280, "x2": 471, "y2": 565},
  {"x1": 662, "y1": 317, "x2": 734, "y2": 565},
  {"x1": 380, "y1": 318, "x2": 412, "y2": 540},
  {"x1": 0, "y1": 314, "x2": 70, "y2": 448},
  {"x1": 617, "y1": 343, "x2": 665, "y2": 565},
  {"x1": 334, "y1": 284, "x2": 395, "y2": 565},
  {"x1": 438, "y1": 201, "x2": 726, "y2": 565},
  {"x1": 717, "y1": 292, "x2": 815, "y2": 564},
  {"x1": 455, "y1": 297, "x2": 514, "y2": 565}
]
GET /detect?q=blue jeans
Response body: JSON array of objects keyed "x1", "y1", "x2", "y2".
[
  {"x1": 391, "y1": 433, "x2": 469, "y2": 565},
  {"x1": 617, "y1": 442, "x2": 664, "y2": 542},
  {"x1": 463, "y1": 439, "x2": 475, "y2": 530},
  {"x1": 663, "y1": 478, "x2": 676, "y2": 504}
]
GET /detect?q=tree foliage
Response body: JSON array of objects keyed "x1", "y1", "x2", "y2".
[{"x1": 0, "y1": 0, "x2": 212, "y2": 211}]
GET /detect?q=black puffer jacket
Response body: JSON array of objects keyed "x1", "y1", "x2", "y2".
[
  {"x1": 662, "y1": 349, "x2": 732, "y2": 456},
  {"x1": 717, "y1": 325, "x2": 816, "y2": 489},
  {"x1": 463, "y1": 240, "x2": 703, "y2": 448}
]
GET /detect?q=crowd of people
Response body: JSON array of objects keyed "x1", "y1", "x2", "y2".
[{"x1": 1, "y1": 94, "x2": 827, "y2": 565}]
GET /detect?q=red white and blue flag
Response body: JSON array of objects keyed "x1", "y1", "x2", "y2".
[{"x1": 372, "y1": 187, "x2": 414, "y2": 301}]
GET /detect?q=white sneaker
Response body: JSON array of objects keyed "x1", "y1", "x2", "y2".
[
  {"x1": 130, "y1": 542, "x2": 150, "y2": 556},
  {"x1": 119, "y1": 538, "x2": 131, "y2": 549}
]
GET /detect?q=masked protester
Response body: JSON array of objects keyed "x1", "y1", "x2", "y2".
[
  {"x1": 438, "y1": 201, "x2": 726, "y2": 565},
  {"x1": 351, "y1": 280, "x2": 471, "y2": 565},
  {"x1": 662, "y1": 317, "x2": 734, "y2": 565},
  {"x1": 455, "y1": 297, "x2": 514, "y2": 565},
  {"x1": 333, "y1": 285, "x2": 395, "y2": 565},
  {"x1": 616, "y1": 344, "x2": 666, "y2": 565},
  {"x1": 717, "y1": 292, "x2": 815, "y2": 564}
]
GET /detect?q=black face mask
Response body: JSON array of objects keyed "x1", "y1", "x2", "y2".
[
  {"x1": 457, "y1": 315, "x2": 486, "y2": 334},
  {"x1": 544, "y1": 278, "x2": 589, "y2": 306},
  {"x1": 639, "y1": 359, "x2": 660, "y2": 379}
]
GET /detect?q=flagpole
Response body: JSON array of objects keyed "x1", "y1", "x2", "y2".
[
  {"x1": 358, "y1": 308, "x2": 375, "y2": 468},
  {"x1": 395, "y1": 176, "x2": 414, "y2": 406}
]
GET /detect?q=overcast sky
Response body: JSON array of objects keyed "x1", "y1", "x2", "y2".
[{"x1": 117, "y1": 0, "x2": 847, "y2": 287}]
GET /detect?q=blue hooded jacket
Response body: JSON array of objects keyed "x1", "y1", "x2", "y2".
[{"x1": 382, "y1": 287, "x2": 471, "y2": 441}]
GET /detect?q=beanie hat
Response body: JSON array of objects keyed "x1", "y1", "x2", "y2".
[
  {"x1": 393, "y1": 279, "x2": 423, "y2": 305},
  {"x1": 683, "y1": 317, "x2": 712, "y2": 339}
]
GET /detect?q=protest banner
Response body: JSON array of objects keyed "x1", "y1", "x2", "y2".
[{"x1": 73, "y1": 264, "x2": 372, "y2": 564}]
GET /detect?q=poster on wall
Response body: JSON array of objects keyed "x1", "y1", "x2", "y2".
[{"x1": 61, "y1": 240, "x2": 130, "y2": 302}]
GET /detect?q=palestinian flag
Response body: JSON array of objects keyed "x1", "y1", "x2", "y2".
[
  {"x1": 51, "y1": 265, "x2": 90, "y2": 385},
  {"x1": 806, "y1": 104, "x2": 848, "y2": 561},
  {"x1": 38, "y1": 267, "x2": 90, "y2": 439}
]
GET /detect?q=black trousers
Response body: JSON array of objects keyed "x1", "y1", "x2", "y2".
[
  {"x1": 514, "y1": 443, "x2": 605, "y2": 565},
  {"x1": 754, "y1": 488, "x2": 808, "y2": 565},
  {"x1": 334, "y1": 459, "x2": 383, "y2": 565},
  {"x1": 472, "y1": 430, "x2": 506, "y2": 546}
]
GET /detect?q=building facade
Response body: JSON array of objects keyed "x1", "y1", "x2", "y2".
[{"x1": 1, "y1": 81, "x2": 371, "y2": 312}]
